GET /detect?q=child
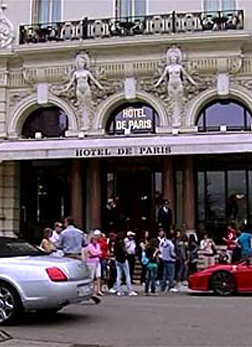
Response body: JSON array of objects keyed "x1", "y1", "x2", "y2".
[{"x1": 218, "y1": 249, "x2": 229, "y2": 264}]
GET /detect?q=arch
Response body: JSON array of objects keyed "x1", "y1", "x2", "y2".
[
  {"x1": 94, "y1": 90, "x2": 168, "y2": 130},
  {"x1": 186, "y1": 85, "x2": 252, "y2": 127},
  {"x1": 8, "y1": 94, "x2": 78, "y2": 137}
]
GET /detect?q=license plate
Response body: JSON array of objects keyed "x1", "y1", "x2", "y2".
[{"x1": 77, "y1": 284, "x2": 91, "y2": 296}]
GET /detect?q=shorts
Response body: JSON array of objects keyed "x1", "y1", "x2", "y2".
[{"x1": 88, "y1": 262, "x2": 101, "y2": 280}]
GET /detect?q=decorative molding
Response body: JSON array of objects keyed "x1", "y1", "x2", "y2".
[
  {"x1": 0, "y1": 3, "x2": 14, "y2": 49},
  {"x1": 8, "y1": 94, "x2": 78, "y2": 137}
]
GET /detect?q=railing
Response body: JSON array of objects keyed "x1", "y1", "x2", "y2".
[{"x1": 19, "y1": 10, "x2": 244, "y2": 45}]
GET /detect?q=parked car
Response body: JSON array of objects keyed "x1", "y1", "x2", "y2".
[
  {"x1": 188, "y1": 259, "x2": 252, "y2": 296},
  {"x1": 0, "y1": 237, "x2": 93, "y2": 325}
]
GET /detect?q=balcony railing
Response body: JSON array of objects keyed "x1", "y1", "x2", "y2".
[{"x1": 19, "y1": 10, "x2": 244, "y2": 45}]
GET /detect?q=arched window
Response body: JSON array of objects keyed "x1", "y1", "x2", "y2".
[
  {"x1": 196, "y1": 99, "x2": 252, "y2": 132},
  {"x1": 106, "y1": 102, "x2": 159, "y2": 135},
  {"x1": 22, "y1": 107, "x2": 68, "y2": 138}
]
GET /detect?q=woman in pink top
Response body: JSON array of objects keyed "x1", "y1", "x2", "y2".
[{"x1": 86, "y1": 236, "x2": 102, "y2": 296}]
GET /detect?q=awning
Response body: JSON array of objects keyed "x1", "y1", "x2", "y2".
[{"x1": 0, "y1": 133, "x2": 252, "y2": 161}]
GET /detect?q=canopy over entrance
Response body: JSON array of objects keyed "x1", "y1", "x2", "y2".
[{"x1": 0, "y1": 133, "x2": 252, "y2": 161}]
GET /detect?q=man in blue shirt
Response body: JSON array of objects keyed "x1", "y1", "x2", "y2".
[
  {"x1": 238, "y1": 225, "x2": 252, "y2": 260},
  {"x1": 57, "y1": 216, "x2": 87, "y2": 259}
]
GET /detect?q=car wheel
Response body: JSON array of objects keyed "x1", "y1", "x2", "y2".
[
  {"x1": 210, "y1": 271, "x2": 236, "y2": 296},
  {"x1": 0, "y1": 282, "x2": 22, "y2": 325}
]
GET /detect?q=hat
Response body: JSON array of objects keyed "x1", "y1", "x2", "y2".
[
  {"x1": 93, "y1": 229, "x2": 101, "y2": 236},
  {"x1": 127, "y1": 231, "x2": 136, "y2": 237}
]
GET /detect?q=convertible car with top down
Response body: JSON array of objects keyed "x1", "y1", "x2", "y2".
[{"x1": 0, "y1": 237, "x2": 93, "y2": 325}]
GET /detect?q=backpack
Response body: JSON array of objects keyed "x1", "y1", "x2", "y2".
[{"x1": 141, "y1": 250, "x2": 149, "y2": 265}]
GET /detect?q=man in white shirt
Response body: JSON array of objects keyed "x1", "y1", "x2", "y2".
[{"x1": 125, "y1": 231, "x2": 136, "y2": 284}]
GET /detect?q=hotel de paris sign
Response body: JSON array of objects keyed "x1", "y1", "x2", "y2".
[
  {"x1": 76, "y1": 146, "x2": 172, "y2": 158},
  {"x1": 75, "y1": 104, "x2": 171, "y2": 157}
]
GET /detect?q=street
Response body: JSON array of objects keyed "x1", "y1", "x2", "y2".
[{"x1": 2, "y1": 291, "x2": 252, "y2": 347}]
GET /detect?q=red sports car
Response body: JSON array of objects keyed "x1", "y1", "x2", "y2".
[{"x1": 188, "y1": 261, "x2": 252, "y2": 296}]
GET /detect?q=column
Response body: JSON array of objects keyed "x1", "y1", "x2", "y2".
[
  {"x1": 183, "y1": 156, "x2": 195, "y2": 231},
  {"x1": 0, "y1": 161, "x2": 20, "y2": 237},
  {"x1": 87, "y1": 159, "x2": 101, "y2": 230},
  {"x1": 70, "y1": 159, "x2": 83, "y2": 228},
  {"x1": 162, "y1": 157, "x2": 174, "y2": 215}
]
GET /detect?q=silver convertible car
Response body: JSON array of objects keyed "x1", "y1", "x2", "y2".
[{"x1": 0, "y1": 237, "x2": 93, "y2": 325}]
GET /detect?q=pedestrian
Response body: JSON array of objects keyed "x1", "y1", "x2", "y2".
[
  {"x1": 187, "y1": 234, "x2": 198, "y2": 275},
  {"x1": 95, "y1": 230, "x2": 108, "y2": 293},
  {"x1": 160, "y1": 232, "x2": 177, "y2": 293},
  {"x1": 86, "y1": 235, "x2": 103, "y2": 296},
  {"x1": 218, "y1": 249, "x2": 229, "y2": 264},
  {"x1": 200, "y1": 231, "x2": 217, "y2": 268},
  {"x1": 175, "y1": 230, "x2": 188, "y2": 287},
  {"x1": 145, "y1": 238, "x2": 159, "y2": 295},
  {"x1": 125, "y1": 231, "x2": 137, "y2": 283},
  {"x1": 157, "y1": 228, "x2": 165, "y2": 283},
  {"x1": 40, "y1": 228, "x2": 56, "y2": 253},
  {"x1": 114, "y1": 232, "x2": 137, "y2": 296},
  {"x1": 223, "y1": 222, "x2": 237, "y2": 262},
  {"x1": 237, "y1": 224, "x2": 252, "y2": 260},
  {"x1": 49, "y1": 221, "x2": 63, "y2": 246},
  {"x1": 107, "y1": 232, "x2": 117, "y2": 293},
  {"x1": 139, "y1": 230, "x2": 149, "y2": 284},
  {"x1": 57, "y1": 216, "x2": 87, "y2": 260},
  {"x1": 158, "y1": 199, "x2": 173, "y2": 234}
]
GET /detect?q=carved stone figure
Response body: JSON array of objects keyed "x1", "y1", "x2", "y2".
[
  {"x1": 60, "y1": 53, "x2": 103, "y2": 130},
  {"x1": 155, "y1": 46, "x2": 197, "y2": 127},
  {"x1": 0, "y1": 3, "x2": 14, "y2": 49}
]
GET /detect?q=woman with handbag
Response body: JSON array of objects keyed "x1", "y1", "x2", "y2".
[{"x1": 200, "y1": 231, "x2": 217, "y2": 269}]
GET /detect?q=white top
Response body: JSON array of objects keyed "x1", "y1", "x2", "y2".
[
  {"x1": 49, "y1": 230, "x2": 60, "y2": 245},
  {"x1": 200, "y1": 238, "x2": 215, "y2": 255},
  {"x1": 125, "y1": 237, "x2": 136, "y2": 255}
]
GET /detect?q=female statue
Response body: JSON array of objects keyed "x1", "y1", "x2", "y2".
[
  {"x1": 63, "y1": 53, "x2": 103, "y2": 129},
  {"x1": 155, "y1": 46, "x2": 197, "y2": 127}
]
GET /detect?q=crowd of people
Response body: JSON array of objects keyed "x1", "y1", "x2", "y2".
[{"x1": 38, "y1": 210, "x2": 252, "y2": 297}]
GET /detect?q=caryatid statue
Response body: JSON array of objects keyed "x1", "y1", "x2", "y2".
[
  {"x1": 62, "y1": 53, "x2": 103, "y2": 130},
  {"x1": 155, "y1": 46, "x2": 197, "y2": 127}
]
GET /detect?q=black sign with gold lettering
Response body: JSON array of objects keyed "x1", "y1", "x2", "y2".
[{"x1": 106, "y1": 102, "x2": 159, "y2": 135}]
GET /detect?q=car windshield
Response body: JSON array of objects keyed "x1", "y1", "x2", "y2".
[{"x1": 0, "y1": 237, "x2": 47, "y2": 257}]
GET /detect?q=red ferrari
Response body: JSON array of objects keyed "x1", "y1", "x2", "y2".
[{"x1": 188, "y1": 260, "x2": 252, "y2": 296}]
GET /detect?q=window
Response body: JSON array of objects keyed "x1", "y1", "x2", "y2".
[
  {"x1": 115, "y1": 0, "x2": 146, "y2": 18},
  {"x1": 37, "y1": 0, "x2": 61, "y2": 24},
  {"x1": 196, "y1": 100, "x2": 252, "y2": 132},
  {"x1": 22, "y1": 107, "x2": 68, "y2": 138},
  {"x1": 204, "y1": 0, "x2": 236, "y2": 12}
]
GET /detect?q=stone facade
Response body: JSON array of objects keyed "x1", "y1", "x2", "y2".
[{"x1": 0, "y1": 1, "x2": 252, "y2": 235}]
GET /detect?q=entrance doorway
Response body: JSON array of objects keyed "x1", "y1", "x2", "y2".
[
  {"x1": 117, "y1": 171, "x2": 153, "y2": 229},
  {"x1": 104, "y1": 157, "x2": 162, "y2": 234}
]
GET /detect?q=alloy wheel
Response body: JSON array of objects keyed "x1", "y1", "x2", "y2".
[
  {"x1": 0, "y1": 286, "x2": 15, "y2": 323},
  {"x1": 211, "y1": 271, "x2": 236, "y2": 296}
]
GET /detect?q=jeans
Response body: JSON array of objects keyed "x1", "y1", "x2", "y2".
[
  {"x1": 177, "y1": 258, "x2": 187, "y2": 282},
  {"x1": 100, "y1": 259, "x2": 107, "y2": 280},
  {"x1": 145, "y1": 263, "x2": 158, "y2": 294},
  {"x1": 116, "y1": 260, "x2": 132, "y2": 292},
  {"x1": 107, "y1": 260, "x2": 117, "y2": 289},
  {"x1": 161, "y1": 259, "x2": 175, "y2": 291},
  {"x1": 127, "y1": 254, "x2": 135, "y2": 283}
]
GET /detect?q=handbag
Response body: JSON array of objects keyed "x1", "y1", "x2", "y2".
[{"x1": 141, "y1": 250, "x2": 149, "y2": 265}]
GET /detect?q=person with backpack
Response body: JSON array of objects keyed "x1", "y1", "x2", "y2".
[{"x1": 144, "y1": 238, "x2": 160, "y2": 295}]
